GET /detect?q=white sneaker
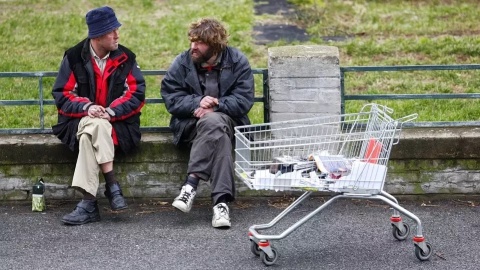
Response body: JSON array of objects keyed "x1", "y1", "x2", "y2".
[
  {"x1": 212, "y1": 203, "x2": 231, "y2": 228},
  {"x1": 172, "y1": 184, "x2": 196, "y2": 213}
]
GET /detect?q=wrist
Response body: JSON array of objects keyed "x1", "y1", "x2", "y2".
[{"x1": 84, "y1": 102, "x2": 94, "y2": 111}]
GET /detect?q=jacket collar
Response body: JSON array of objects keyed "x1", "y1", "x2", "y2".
[
  {"x1": 80, "y1": 39, "x2": 127, "y2": 65},
  {"x1": 180, "y1": 47, "x2": 237, "y2": 95}
]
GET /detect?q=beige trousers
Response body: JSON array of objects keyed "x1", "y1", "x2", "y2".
[{"x1": 71, "y1": 117, "x2": 114, "y2": 196}]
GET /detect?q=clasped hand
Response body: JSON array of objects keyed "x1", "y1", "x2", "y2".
[
  {"x1": 194, "y1": 96, "x2": 218, "y2": 118},
  {"x1": 88, "y1": 105, "x2": 111, "y2": 120}
]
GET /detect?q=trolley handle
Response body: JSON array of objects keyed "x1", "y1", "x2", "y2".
[
  {"x1": 397, "y1": 113, "x2": 418, "y2": 125},
  {"x1": 360, "y1": 103, "x2": 394, "y2": 115},
  {"x1": 393, "y1": 113, "x2": 418, "y2": 145}
]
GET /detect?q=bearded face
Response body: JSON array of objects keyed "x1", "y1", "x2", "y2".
[{"x1": 190, "y1": 41, "x2": 215, "y2": 64}]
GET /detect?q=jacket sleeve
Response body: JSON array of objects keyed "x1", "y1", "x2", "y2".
[
  {"x1": 216, "y1": 53, "x2": 255, "y2": 118},
  {"x1": 51, "y1": 56, "x2": 91, "y2": 118},
  {"x1": 107, "y1": 60, "x2": 146, "y2": 122},
  {"x1": 161, "y1": 55, "x2": 203, "y2": 118}
]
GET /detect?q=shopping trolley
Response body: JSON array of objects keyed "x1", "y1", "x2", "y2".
[{"x1": 234, "y1": 103, "x2": 432, "y2": 266}]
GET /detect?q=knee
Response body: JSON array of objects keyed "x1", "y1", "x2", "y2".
[
  {"x1": 87, "y1": 119, "x2": 112, "y2": 138},
  {"x1": 91, "y1": 118, "x2": 112, "y2": 130},
  {"x1": 197, "y1": 113, "x2": 223, "y2": 131},
  {"x1": 198, "y1": 112, "x2": 222, "y2": 125},
  {"x1": 81, "y1": 117, "x2": 111, "y2": 131}
]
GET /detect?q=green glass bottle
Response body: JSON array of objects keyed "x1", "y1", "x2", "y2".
[{"x1": 32, "y1": 178, "x2": 46, "y2": 212}]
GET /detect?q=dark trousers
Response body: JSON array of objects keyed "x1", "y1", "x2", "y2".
[{"x1": 187, "y1": 112, "x2": 236, "y2": 205}]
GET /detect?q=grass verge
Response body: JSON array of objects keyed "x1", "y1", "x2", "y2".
[{"x1": 1, "y1": 0, "x2": 479, "y2": 128}]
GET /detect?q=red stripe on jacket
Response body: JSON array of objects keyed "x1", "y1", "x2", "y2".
[
  {"x1": 58, "y1": 72, "x2": 90, "y2": 118},
  {"x1": 108, "y1": 71, "x2": 145, "y2": 121}
]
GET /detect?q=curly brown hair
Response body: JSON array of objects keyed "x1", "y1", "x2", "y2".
[{"x1": 188, "y1": 18, "x2": 228, "y2": 55}]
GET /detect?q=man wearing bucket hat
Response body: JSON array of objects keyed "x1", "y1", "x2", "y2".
[{"x1": 52, "y1": 6, "x2": 145, "y2": 225}]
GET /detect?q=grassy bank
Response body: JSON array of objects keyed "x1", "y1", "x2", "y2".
[
  {"x1": 0, "y1": 0, "x2": 264, "y2": 128},
  {"x1": 290, "y1": 0, "x2": 480, "y2": 119},
  {"x1": 0, "y1": 0, "x2": 479, "y2": 129}
]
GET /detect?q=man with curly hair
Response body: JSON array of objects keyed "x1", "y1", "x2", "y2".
[{"x1": 161, "y1": 18, "x2": 254, "y2": 228}]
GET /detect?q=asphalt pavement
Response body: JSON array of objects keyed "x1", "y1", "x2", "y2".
[{"x1": 1, "y1": 195, "x2": 479, "y2": 269}]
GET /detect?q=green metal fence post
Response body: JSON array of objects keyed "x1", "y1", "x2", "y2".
[
  {"x1": 38, "y1": 74, "x2": 45, "y2": 130},
  {"x1": 263, "y1": 68, "x2": 270, "y2": 123}
]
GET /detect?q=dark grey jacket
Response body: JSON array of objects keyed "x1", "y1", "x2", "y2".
[{"x1": 161, "y1": 46, "x2": 255, "y2": 145}]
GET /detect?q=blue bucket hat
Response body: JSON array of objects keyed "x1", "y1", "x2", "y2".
[{"x1": 86, "y1": 6, "x2": 122, "y2": 39}]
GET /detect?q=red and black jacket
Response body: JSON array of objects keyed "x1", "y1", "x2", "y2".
[{"x1": 52, "y1": 38, "x2": 146, "y2": 153}]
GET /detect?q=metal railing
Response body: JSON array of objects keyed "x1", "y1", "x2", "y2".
[
  {"x1": 2, "y1": 64, "x2": 480, "y2": 134},
  {"x1": 0, "y1": 69, "x2": 269, "y2": 134},
  {"x1": 340, "y1": 64, "x2": 480, "y2": 127}
]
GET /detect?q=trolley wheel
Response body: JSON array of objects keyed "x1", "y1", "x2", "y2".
[
  {"x1": 250, "y1": 240, "x2": 261, "y2": 256},
  {"x1": 260, "y1": 247, "x2": 278, "y2": 266},
  {"x1": 415, "y1": 241, "x2": 433, "y2": 261},
  {"x1": 392, "y1": 223, "x2": 410, "y2": 241}
]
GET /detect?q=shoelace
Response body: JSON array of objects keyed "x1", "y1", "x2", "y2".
[
  {"x1": 178, "y1": 190, "x2": 192, "y2": 203},
  {"x1": 216, "y1": 204, "x2": 228, "y2": 217}
]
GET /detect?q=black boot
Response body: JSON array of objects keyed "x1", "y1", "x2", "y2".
[
  {"x1": 62, "y1": 200, "x2": 100, "y2": 225},
  {"x1": 104, "y1": 183, "x2": 127, "y2": 210}
]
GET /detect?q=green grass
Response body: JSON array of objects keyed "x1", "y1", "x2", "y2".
[
  {"x1": 290, "y1": 0, "x2": 480, "y2": 120},
  {"x1": 1, "y1": 0, "x2": 480, "y2": 129},
  {"x1": 0, "y1": 0, "x2": 263, "y2": 129}
]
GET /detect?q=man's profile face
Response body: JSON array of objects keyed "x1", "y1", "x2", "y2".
[
  {"x1": 97, "y1": 28, "x2": 119, "y2": 52},
  {"x1": 190, "y1": 40, "x2": 214, "y2": 64}
]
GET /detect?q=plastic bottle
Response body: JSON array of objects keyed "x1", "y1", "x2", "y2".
[{"x1": 32, "y1": 178, "x2": 46, "y2": 212}]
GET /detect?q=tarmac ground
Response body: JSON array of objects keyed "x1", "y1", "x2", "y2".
[{"x1": 1, "y1": 194, "x2": 479, "y2": 269}]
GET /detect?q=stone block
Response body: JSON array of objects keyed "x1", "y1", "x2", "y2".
[{"x1": 268, "y1": 45, "x2": 340, "y2": 78}]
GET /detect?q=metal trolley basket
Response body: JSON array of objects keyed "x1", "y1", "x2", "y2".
[{"x1": 234, "y1": 104, "x2": 432, "y2": 266}]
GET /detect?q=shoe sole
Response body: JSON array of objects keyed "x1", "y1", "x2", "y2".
[
  {"x1": 212, "y1": 223, "x2": 231, "y2": 229},
  {"x1": 212, "y1": 220, "x2": 231, "y2": 228},
  {"x1": 172, "y1": 201, "x2": 191, "y2": 213},
  {"x1": 62, "y1": 216, "x2": 101, "y2": 225},
  {"x1": 111, "y1": 205, "x2": 128, "y2": 211}
]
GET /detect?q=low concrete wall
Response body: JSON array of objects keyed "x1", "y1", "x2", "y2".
[{"x1": 1, "y1": 127, "x2": 480, "y2": 201}]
